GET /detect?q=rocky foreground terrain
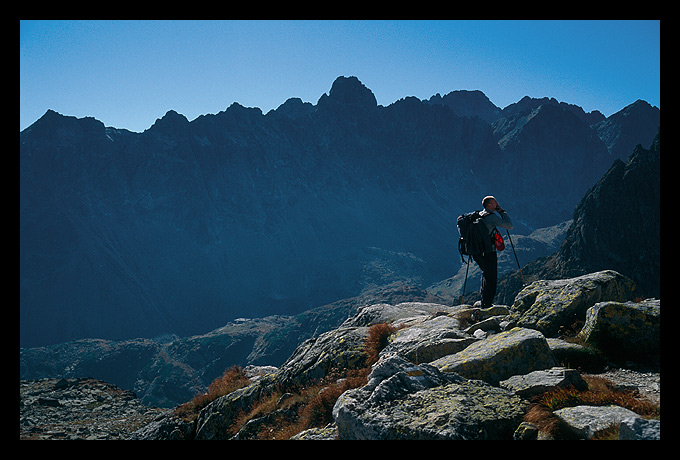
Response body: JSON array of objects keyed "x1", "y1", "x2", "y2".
[
  {"x1": 20, "y1": 377, "x2": 166, "y2": 440},
  {"x1": 19, "y1": 367, "x2": 659, "y2": 440},
  {"x1": 21, "y1": 269, "x2": 659, "y2": 441}
]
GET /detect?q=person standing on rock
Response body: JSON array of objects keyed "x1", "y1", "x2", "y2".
[{"x1": 473, "y1": 196, "x2": 513, "y2": 308}]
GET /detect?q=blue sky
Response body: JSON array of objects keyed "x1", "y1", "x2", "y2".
[{"x1": 20, "y1": 20, "x2": 660, "y2": 133}]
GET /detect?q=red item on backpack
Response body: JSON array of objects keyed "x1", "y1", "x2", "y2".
[{"x1": 492, "y1": 228, "x2": 505, "y2": 251}]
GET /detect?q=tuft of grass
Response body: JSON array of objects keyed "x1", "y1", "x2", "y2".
[
  {"x1": 174, "y1": 365, "x2": 251, "y2": 421},
  {"x1": 453, "y1": 309, "x2": 475, "y2": 329},
  {"x1": 227, "y1": 367, "x2": 370, "y2": 440},
  {"x1": 540, "y1": 375, "x2": 659, "y2": 418},
  {"x1": 523, "y1": 403, "x2": 580, "y2": 440},
  {"x1": 226, "y1": 322, "x2": 400, "y2": 439},
  {"x1": 298, "y1": 368, "x2": 370, "y2": 428},
  {"x1": 524, "y1": 375, "x2": 660, "y2": 439},
  {"x1": 538, "y1": 386, "x2": 584, "y2": 412},
  {"x1": 364, "y1": 322, "x2": 402, "y2": 366},
  {"x1": 176, "y1": 322, "x2": 402, "y2": 438}
]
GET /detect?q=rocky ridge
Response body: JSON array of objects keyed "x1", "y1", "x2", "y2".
[
  {"x1": 129, "y1": 270, "x2": 660, "y2": 441},
  {"x1": 19, "y1": 270, "x2": 660, "y2": 440}
]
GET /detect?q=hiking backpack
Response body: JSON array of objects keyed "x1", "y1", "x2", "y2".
[{"x1": 456, "y1": 211, "x2": 493, "y2": 262}]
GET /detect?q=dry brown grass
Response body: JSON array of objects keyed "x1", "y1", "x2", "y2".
[
  {"x1": 226, "y1": 322, "x2": 401, "y2": 439},
  {"x1": 523, "y1": 374, "x2": 660, "y2": 439},
  {"x1": 173, "y1": 365, "x2": 251, "y2": 421},
  {"x1": 453, "y1": 309, "x2": 474, "y2": 329},
  {"x1": 226, "y1": 367, "x2": 371, "y2": 440},
  {"x1": 364, "y1": 322, "x2": 402, "y2": 366},
  {"x1": 174, "y1": 322, "x2": 401, "y2": 438},
  {"x1": 523, "y1": 403, "x2": 580, "y2": 440},
  {"x1": 540, "y1": 375, "x2": 659, "y2": 418}
]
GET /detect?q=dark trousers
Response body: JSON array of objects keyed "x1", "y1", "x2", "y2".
[{"x1": 472, "y1": 251, "x2": 497, "y2": 308}]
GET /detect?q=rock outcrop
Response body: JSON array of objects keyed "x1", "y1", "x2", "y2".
[
  {"x1": 499, "y1": 367, "x2": 587, "y2": 398},
  {"x1": 333, "y1": 355, "x2": 527, "y2": 440},
  {"x1": 19, "y1": 283, "x2": 444, "y2": 408},
  {"x1": 129, "y1": 269, "x2": 659, "y2": 441},
  {"x1": 553, "y1": 405, "x2": 640, "y2": 439},
  {"x1": 431, "y1": 327, "x2": 556, "y2": 385},
  {"x1": 578, "y1": 298, "x2": 660, "y2": 362},
  {"x1": 20, "y1": 378, "x2": 167, "y2": 440},
  {"x1": 507, "y1": 270, "x2": 636, "y2": 336}
]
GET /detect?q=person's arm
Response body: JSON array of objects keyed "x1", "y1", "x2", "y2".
[
  {"x1": 496, "y1": 209, "x2": 513, "y2": 230},
  {"x1": 486, "y1": 206, "x2": 514, "y2": 230}
]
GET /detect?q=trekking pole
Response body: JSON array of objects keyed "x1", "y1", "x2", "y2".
[
  {"x1": 461, "y1": 255, "x2": 471, "y2": 304},
  {"x1": 505, "y1": 230, "x2": 525, "y2": 285}
]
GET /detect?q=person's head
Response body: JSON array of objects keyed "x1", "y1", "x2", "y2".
[{"x1": 482, "y1": 196, "x2": 498, "y2": 211}]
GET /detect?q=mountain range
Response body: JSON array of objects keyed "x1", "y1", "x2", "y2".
[
  {"x1": 20, "y1": 76, "x2": 659, "y2": 349},
  {"x1": 20, "y1": 129, "x2": 660, "y2": 409}
]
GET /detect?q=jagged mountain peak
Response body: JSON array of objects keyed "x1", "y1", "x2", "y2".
[
  {"x1": 24, "y1": 109, "x2": 106, "y2": 135},
  {"x1": 606, "y1": 99, "x2": 659, "y2": 123},
  {"x1": 497, "y1": 131, "x2": 660, "y2": 303},
  {"x1": 270, "y1": 97, "x2": 314, "y2": 119},
  {"x1": 625, "y1": 98, "x2": 657, "y2": 112},
  {"x1": 40, "y1": 108, "x2": 64, "y2": 120},
  {"x1": 225, "y1": 102, "x2": 263, "y2": 114},
  {"x1": 500, "y1": 95, "x2": 605, "y2": 126},
  {"x1": 493, "y1": 100, "x2": 601, "y2": 149},
  {"x1": 147, "y1": 109, "x2": 190, "y2": 132},
  {"x1": 427, "y1": 90, "x2": 502, "y2": 123},
  {"x1": 318, "y1": 75, "x2": 377, "y2": 108},
  {"x1": 593, "y1": 99, "x2": 660, "y2": 160}
]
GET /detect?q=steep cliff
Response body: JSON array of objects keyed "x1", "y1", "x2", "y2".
[{"x1": 496, "y1": 131, "x2": 660, "y2": 303}]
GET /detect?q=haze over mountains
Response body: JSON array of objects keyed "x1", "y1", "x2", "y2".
[{"x1": 20, "y1": 76, "x2": 659, "y2": 348}]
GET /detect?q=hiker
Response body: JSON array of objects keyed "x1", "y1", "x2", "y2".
[{"x1": 473, "y1": 196, "x2": 513, "y2": 308}]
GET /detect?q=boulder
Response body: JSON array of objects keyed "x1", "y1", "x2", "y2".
[
  {"x1": 431, "y1": 327, "x2": 556, "y2": 385},
  {"x1": 341, "y1": 302, "x2": 461, "y2": 328},
  {"x1": 618, "y1": 416, "x2": 660, "y2": 440},
  {"x1": 276, "y1": 326, "x2": 370, "y2": 386},
  {"x1": 464, "y1": 315, "x2": 509, "y2": 335},
  {"x1": 554, "y1": 405, "x2": 639, "y2": 439},
  {"x1": 513, "y1": 422, "x2": 539, "y2": 440},
  {"x1": 128, "y1": 413, "x2": 194, "y2": 440},
  {"x1": 195, "y1": 324, "x2": 372, "y2": 439},
  {"x1": 578, "y1": 299, "x2": 660, "y2": 360},
  {"x1": 381, "y1": 314, "x2": 475, "y2": 364},
  {"x1": 333, "y1": 355, "x2": 527, "y2": 440},
  {"x1": 231, "y1": 408, "x2": 297, "y2": 439},
  {"x1": 457, "y1": 305, "x2": 510, "y2": 323},
  {"x1": 195, "y1": 322, "x2": 377, "y2": 440},
  {"x1": 499, "y1": 367, "x2": 587, "y2": 398},
  {"x1": 546, "y1": 338, "x2": 606, "y2": 372},
  {"x1": 508, "y1": 270, "x2": 635, "y2": 336},
  {"x1": 194, "y1": 373, "x2": 278, "y2": 440}
]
